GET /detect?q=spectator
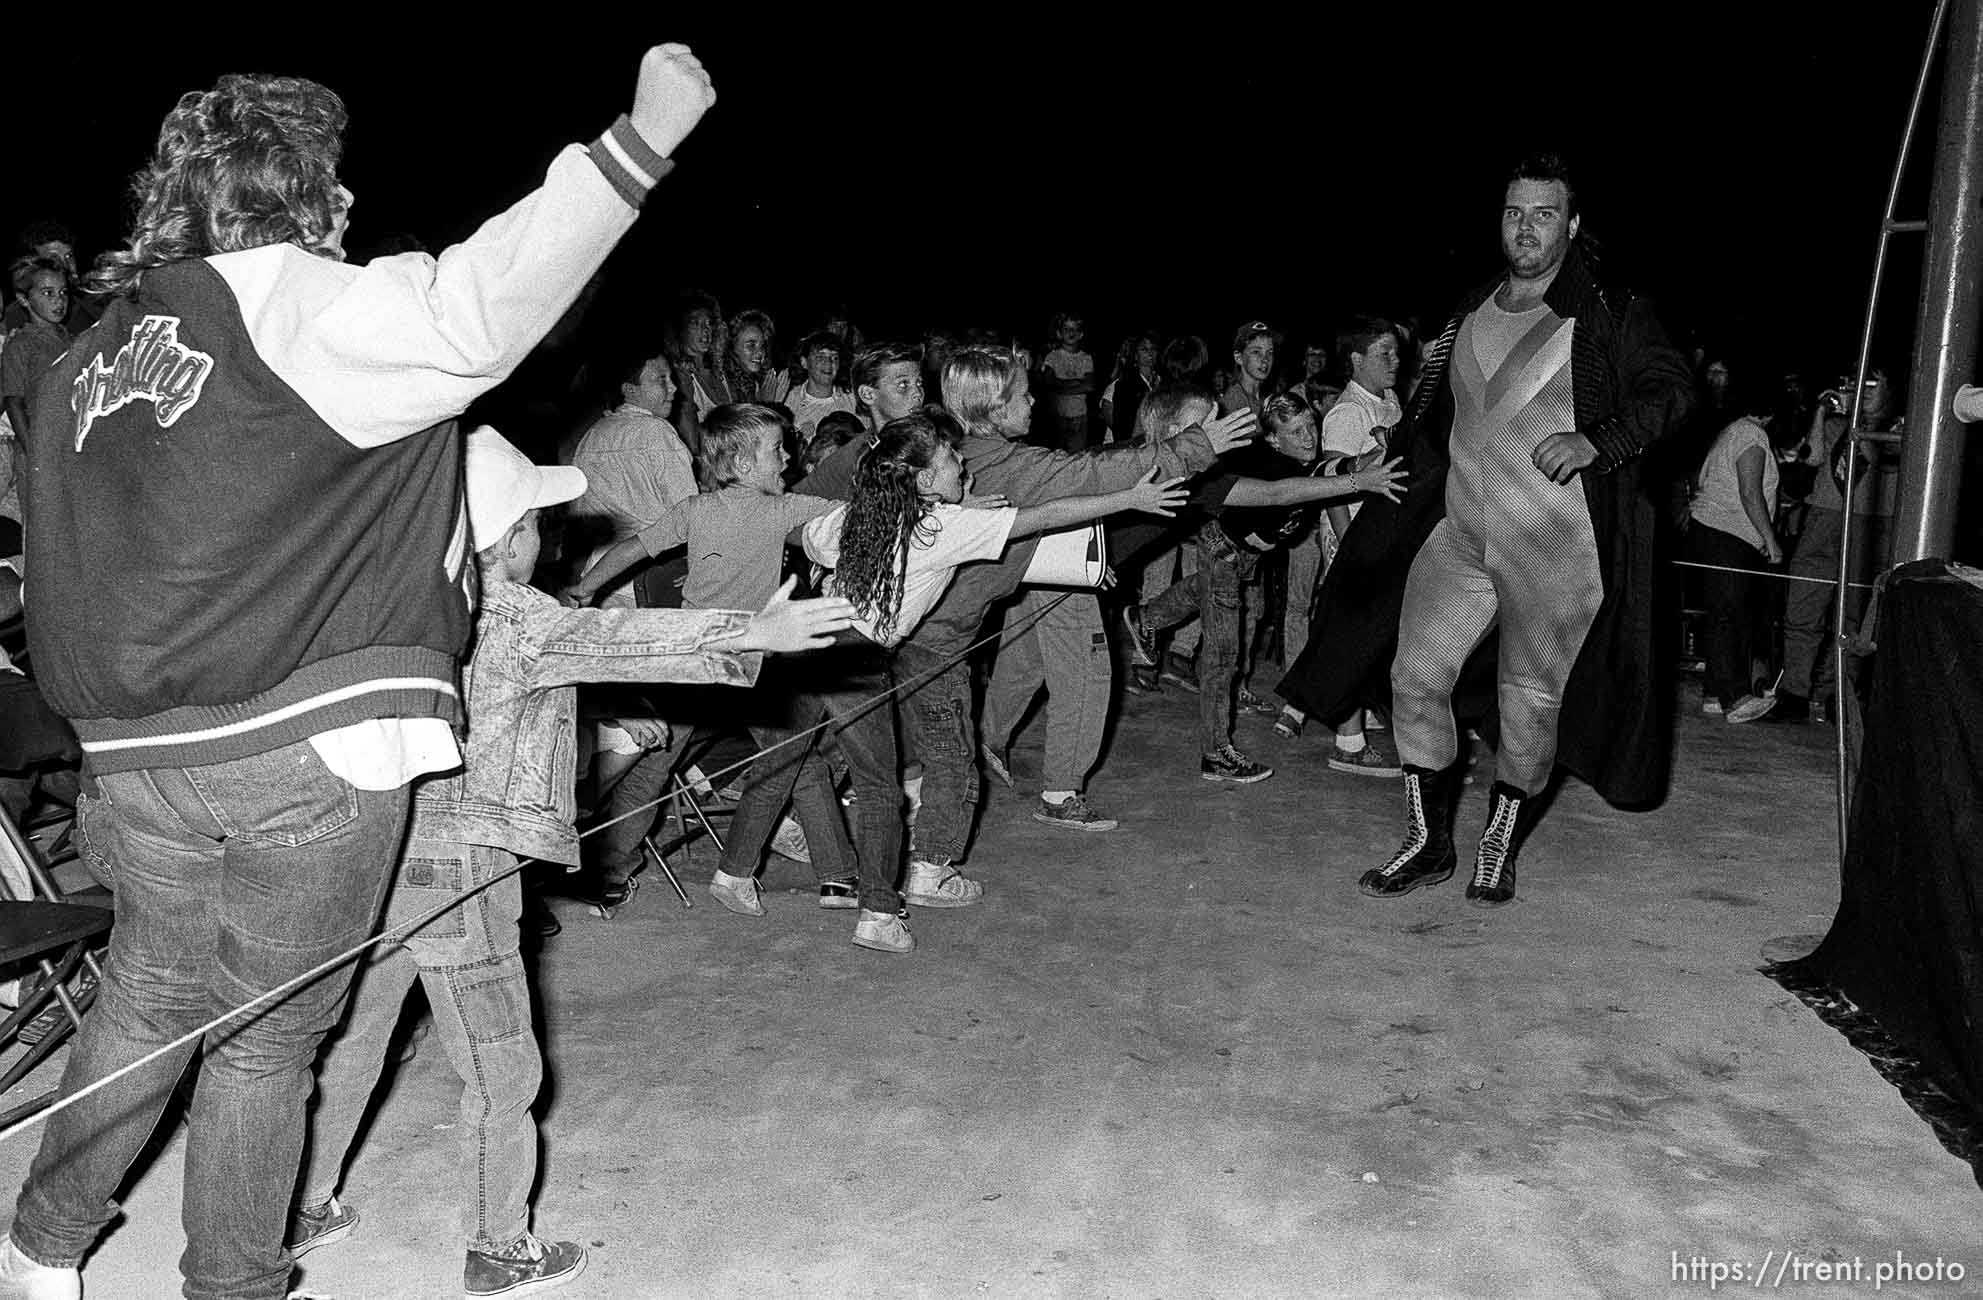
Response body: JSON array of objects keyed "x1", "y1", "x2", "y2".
[
  {"x1": 291, "y1": 428, "x2": 844, "y2": 1297},
  {"x1": 1304, "y1": 315, "x2": 1405, "y2": 775},
  {"x1": 0, "y1": 46, "x2": 717, "y2": 1300},
  {"x1": 1101, "y1": 331, "x2": 1161, "y2": 445},
  {"x1": 724, "y1": 307, "x2": 790, "y2": 406},
  {"x1": 0, "y1": 259, "x2": 71, "y2": 437},
  {"x1": 786, "y1": 330, "x2": 858, "y2": 440},
  {"x1": 1684, "y1": 387, "x2": 1788, "y2": 722},
  {"x1": 1224, "y1": 320, "x2": 1280, "y2": 421},
  {"x1": 1127, "y1": 385, "x2": 1403, "y2": 784},
  {"x1": 1038, "y1": 312, "x2": 1097, "y2": 450}
]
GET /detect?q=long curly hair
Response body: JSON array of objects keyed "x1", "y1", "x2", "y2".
[
  {"x1": 91, "y1": 74, "x2": 348, "y2": 297},
  {"x1": 833, "y1": 411, "x2": 955, "y2": 637}
]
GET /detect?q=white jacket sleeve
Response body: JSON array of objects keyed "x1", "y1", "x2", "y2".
[{"x1": 212, "y1": 119, "x2": 671, "y2": 448}]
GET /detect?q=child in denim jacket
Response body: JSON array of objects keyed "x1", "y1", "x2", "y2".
[{"x1": 290, "y1": 428, "x2": 850, "y2": 1297}]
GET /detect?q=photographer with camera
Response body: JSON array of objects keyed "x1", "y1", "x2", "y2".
[{"x1": 1766, "y1": 370, "x2": 1893, "y2": 724}]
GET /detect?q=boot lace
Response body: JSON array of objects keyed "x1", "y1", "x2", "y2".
[
  {"x1": 1377, "y1": 772, "x2": 1429, "y2": 876},
  {"x1": 1471, "y1": 793, "x2": 1521, "y2": 890}
]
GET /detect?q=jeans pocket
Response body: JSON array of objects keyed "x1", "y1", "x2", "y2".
[
  {"x1": 394, "y1": 854, "x2": 470, "y2": 941},
  {"x1": 455, "y1": 957, "x2": 530, "y2": 1045},
  {"x1": 190, "y1": 742, "x2": 360, "y2": 848},
  {"x1": 73, "y1": 790, "x2": 114, "y2": 892}
]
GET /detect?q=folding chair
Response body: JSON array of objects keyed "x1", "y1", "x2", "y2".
[{"x1": 0, "y1": 808, "x2": 110, "y2": 1126}]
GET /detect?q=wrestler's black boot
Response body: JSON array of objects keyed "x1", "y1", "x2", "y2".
[
  {"x1": 1358, "y1": 764, "x2": 1459, "y2": 897},
  {"x1": 1465, "y1": 781, "x2": 1526, "y2": 907}
]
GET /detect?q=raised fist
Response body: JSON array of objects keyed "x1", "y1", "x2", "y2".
[{"x1": 631, "y1": 44, "x2": 716, "y2": 158}]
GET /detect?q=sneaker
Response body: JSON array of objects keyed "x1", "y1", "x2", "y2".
[
  {"x1": 286, "y1": 1196, "x2": 358, "y2": 1259},
  {"x1": 1273, "y1": 707, "x2": 1304, "y2": 739},
  {"x1": 1119, "y1": 605, "x2": 1157, "y2": 667},
  {"x1": 1701, "y1": 698, "x2": 1724, "y2": 716},
  {"x1": 769, "y1": 816, "x2": 811, "y2": 862},
  {"x1": 1160, "y1": 654, "x2": 1200, "y2": 693},
  {"x1": 1124, "y1": 665, "x2": 1160, "y2": 696},
  {"x1": 1811, "y1": 696, "x2": 1832, "y2": 725},
  {"x1": 852, "y1": 907, "x2": 915, "y2": 953},
  {"x1": 464, "y1": 1232, "x2": 587, "y2": 1297},
  {"x1": 818, "y1": 878, "x2": 858, "y2": 910},
  {"x1": 904, "y1": 859, "x2": 984, "y2": 908},
  {"x1": 1032, "y1": 793, "x2": 1118, "y2": 832},
  {"x1": 1726, "y1": 693, "x2": 1777, "y2": 724},
  {"x1": 1328, "y1": 743, "x2": 1403, "y2": 778},
  {"x1": 706, "y1": 869, "x2": 766, "y2": 917},
  {"x1": 1236, "y1": 685, "x2": 1278, "y2": 716},
  {"x1": 0, "y1": 1237, "x2": 79, "y2": 1300},
  {"x1": 1200, "y1": 744, "x2": 1273, "y2": 784},
  {"x1": 980, "y1": 743, "x2": 1013, "y2": 789}
]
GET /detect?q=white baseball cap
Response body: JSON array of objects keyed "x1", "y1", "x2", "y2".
[{"x1": 464, "y1": 426, "x2": 587, "y2": 549}]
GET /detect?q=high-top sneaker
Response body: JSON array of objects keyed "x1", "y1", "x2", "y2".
[
  {"x1": 1358, "y1": 764, "x2": 1459, "y2": 897},
  {"x1": 1465, "y1": 781, "x2": 1526, "y2": 907}
]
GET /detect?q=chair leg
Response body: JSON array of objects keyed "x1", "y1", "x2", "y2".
[{"x1": 641, "y1": 835, "x2": 692, "y2": 909}]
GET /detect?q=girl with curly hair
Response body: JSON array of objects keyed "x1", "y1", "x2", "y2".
[{"x1": 792, "y1": 409, "x2": 1183, "y2": 952}]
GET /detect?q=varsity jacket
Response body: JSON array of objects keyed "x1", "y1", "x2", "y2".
[
  {"x1": 409, "y1": 581, "x2": 758, "y2": 867},
  {"x1": 24, "y1": 117, "x2": 674, "y2": 773}
]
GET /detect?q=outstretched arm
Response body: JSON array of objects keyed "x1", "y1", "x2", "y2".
[
  {"x1": 218, "y1": 45, "x2": 718, "y2": 449},
  {"x1": 1221, "y1": 457, "x2": 1406, "y2": 508},
  {"x1": 1009, "y1": 467, "x2": 1188, "y2": 539}
]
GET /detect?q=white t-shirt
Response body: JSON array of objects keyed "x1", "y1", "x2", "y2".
[
  {"x1": 1690, "y1": 417, "x2": 1779, "y2": 551},
  {"x1": 1320, "y1": 380, "x2": 1401, "y2": 460},
  {"x1": 787, "y1": 385, "x2": 858, "y2": 439},
  {"x1": 803, "y1": 503, "x2": 1017, "y2": 647}
]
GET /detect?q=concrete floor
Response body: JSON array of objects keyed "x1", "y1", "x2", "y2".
[{"x1": 1, "y1": 681, "x2": 1978, "y2": 1298}]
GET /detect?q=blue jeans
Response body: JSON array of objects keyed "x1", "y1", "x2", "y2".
[
  {"x1": 816, "y1": 645, "x2": 903, "y2": 914},
  {"x1": 300, "y1": 839, "x2": 541, "y2": 1251},
  {"x1": 9, "y1": 740, "x2": 407, "y2": 1300},
  {"x1": 894, "y1": 643, "x2": 976, "y2": 867},
  {"x1": 1144, "y1": 538, "x2": 1245, "y2": 754}
]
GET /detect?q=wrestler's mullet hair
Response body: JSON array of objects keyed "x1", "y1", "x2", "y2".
[
  {"x1": 93, "y1": 74, "x2": 349, "y2": 296},
  {"x1": 941, "y1": 346, "x2": 1024, "y2": 440},
  {"x1": 834, "y1": 412, "x2": 956, "y2": 637}
]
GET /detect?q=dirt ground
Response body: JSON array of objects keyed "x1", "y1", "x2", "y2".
[{"x1": 2, "y1": 680, "x2": 1978, "y2": 1299}]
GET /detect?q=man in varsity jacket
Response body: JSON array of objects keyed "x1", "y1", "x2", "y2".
[{"x1": 0, "y1": 46, "x2": 715, "y2": 1300}]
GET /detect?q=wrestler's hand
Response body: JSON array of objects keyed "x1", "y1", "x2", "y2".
[
  {"x1": 631, "y1": 44, "x2": 717, "y2": 157},
  {"x1": 1532, "y1": 431, "x2": 1598, "y2": 483}
]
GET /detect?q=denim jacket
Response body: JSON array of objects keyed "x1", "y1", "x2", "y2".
[{"x1": 410, "y1": 579, "x2": 760, "y2": 866}]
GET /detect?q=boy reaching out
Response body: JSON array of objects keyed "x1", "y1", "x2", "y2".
[{"x1": 291, "y1": 429, "x2": 849, "y2": 1296}]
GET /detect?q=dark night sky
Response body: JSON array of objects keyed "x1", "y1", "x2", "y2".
[{"x1": 11, "y1": 12, "x2": 1947, "y2": 380}]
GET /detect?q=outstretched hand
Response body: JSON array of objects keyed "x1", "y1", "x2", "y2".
[
  {"x1": 720, "y1": 575, "x2": 855, "y2": 653},
  {"x1": 1202, "y1": 408, "x2": 1259, "y2": 457},
  {"x1": 630, "y1": 44, "x2": 717, "y2": 158},
  {"x1": 1345, "y1": 456, "x2": 1408, "y2": 503},
  {"x1": 1124, "y1": 466, "x2": 1191, "y2": 517}
]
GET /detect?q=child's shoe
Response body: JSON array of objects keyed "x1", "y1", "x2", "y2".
[
  {"x1": 904, "y1": 859, "x2": 984, "y2": 907},
  {"x1": 853, "y1": 908, "x2": 915, "y2": 954},
  {"x1": 286, "y1": 1195, "x2": 359, "y2": 1259},
  {"x1": 464, "y1": 1232, "x2": 587, "y2": 1297},
  {"x1": 706, "y1": 869, "x2": 766, "y2": 917}
]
